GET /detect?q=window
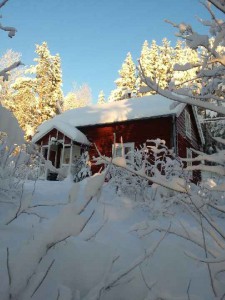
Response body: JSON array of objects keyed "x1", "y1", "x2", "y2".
[
  {"x1": 185, "y1": 110, "x2": 191, "y2": 138},
  {"x1": 112, "y1": 142, "x2": 134, "y2": 161},
  {"x1": 63, "y1": 146, "x2": 71, "y2": 164},
  {"x1": 186, "y1": 148, "x2": 192, "y2": 167},
  {"x1": 42, "y1": 146, "x2": 48, "y2": 160}
]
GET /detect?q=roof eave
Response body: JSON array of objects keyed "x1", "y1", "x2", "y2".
[{"x1": 32, "y1": 125, "x2": 90, "y2": 145}]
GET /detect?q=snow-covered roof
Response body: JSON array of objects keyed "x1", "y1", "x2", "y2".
[
  {"x1": 32, "y1": 120, "x2": 90, "y2": 145},
  {"x1": 32, "y1": 94, "x2": 203, "y2": 144},
  {"x1": 58, "y1": 95, "x2": 186, "y2": 127}
]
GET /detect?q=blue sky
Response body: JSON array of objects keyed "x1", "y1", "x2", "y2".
[{"x1": 0, "y1": 0, "x2": 212, "y2": 103}]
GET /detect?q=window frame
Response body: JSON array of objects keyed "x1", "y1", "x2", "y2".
[
  {"x1": 112, "y1": 142, "x2": 135, "y2": 162},
  {"x1": 185, "y1": 110, "x2": 192, "y2": 139},
  {"x1": 186, "y1": 147, "x2": 192, "y2": 167}
]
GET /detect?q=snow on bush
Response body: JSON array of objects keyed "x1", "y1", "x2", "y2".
[
  {"x1": 96, "y1": 138, "x2": 184, "y2": 201},
  {"x1": 72, "y1": 151, "x2": 92, "y2": 182},
  {"x1": 137, "y1": 1, "x2": 225, "y2": 298}
]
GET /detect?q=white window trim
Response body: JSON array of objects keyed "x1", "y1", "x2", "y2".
[
  {"x1": 41, "y1": 145, "x2": 48, "y2": 160},
  {"x1": 112, "y1": 142, "x2": 135, "y2": 162},
  {"x1": 186, "y1": 148, "x2": 192, "y2": 167},
  {"x1": 185, "y1": 110, "x2": 192, "y2": 139},
  {"x1": 61, "y1": 144, "x2": 71, "y2": 165}
]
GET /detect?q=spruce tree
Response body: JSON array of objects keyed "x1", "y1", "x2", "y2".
[
  {"x1": 173, "y1": 40, "x2": 199, "y2": 88},
  {"x1": 63, "y1": 83, "x2": 92, "y2": 111},
  {"x1": 35, "y1": 42, "x2": 63, "y2": 123},
  {"x1": 138, "y1": 40, "x2": 159, "y2": 96},
  {"x1": 111, "y1": 52, "x2": 137, "y2": 101},
  {"x1": 97, "y1": 90, "x2": 106, "y2": 104},
  {"x1": 12, "y1": 42, "x2": 63, "y2": 139},
  {"x1": 138, "y1": 38, "x2": 200, "y2": 96},
  {"x1": 157, "y1": 38, "x2": 174, "y2": 89}
]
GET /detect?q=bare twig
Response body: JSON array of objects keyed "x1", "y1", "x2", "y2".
[
  {"x1": 208, "y1": 0, "x2": 225, "y2": 14},
  {"x1": 21, "y1": 211, "x2": 47, "y2": 221},
  {"x1": 139, "y1": 265, "x2": 155, "y2": 291},
  {"x1": 85, "y1": 219, "x2": 107, "y2": 241},
  {"x1": 188, "y1": 194, "x2": 225, "y2": 241},
  {"x1": 104, "y1": 223, "x2": 171, "y2": 291},
  {"x1": 6, "y1": 247, "x2": 12, "y2": 299},
  {"x1": 79, "y1": 210, "x2": 95, "y2": 233},
  {"x1": 0, "y1": 0, "x2": 9, "y2": 9},
  {"x1": 141, "y1": 226, "x2": 216, "y2": 258},
  {"x1": 56, "y1": 289, "x2": 60, "y2": 300},
  {"x1": 78, "y1": 196, "x2": 93, "y2": 215},
  {"x1": 200, "y1": 214, "x2": 218, "y2": 297},
  {"x1": 5, "y1": 182, "x2": 25, "y2": 225},
  {"x1": 31, "y1": 259, "x2": 55, "y2": 298},
  {"x1": 30, "y1": 203, "x2": 66, "y2": 208},
  {"x1": 187, "y1": 279, "x2": 191, "y2": 300}
]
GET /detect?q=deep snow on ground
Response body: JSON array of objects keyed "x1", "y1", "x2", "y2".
[{"x1": 1, "y1": 178, "x2": 225, "y2": 300}]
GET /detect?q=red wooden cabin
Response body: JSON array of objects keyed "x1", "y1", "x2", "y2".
[{"x1": 32, "y1": 95, "x2": 204, "y2": 181}]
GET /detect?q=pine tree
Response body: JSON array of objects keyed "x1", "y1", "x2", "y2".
[
  {"x1": 11, "y1": 42, "x2": 64, "y2": 139},
  {"x1": 97, "y1": 90, "x2": 106, "y2": 104},
  {"x1": 111, "y1": 52, "x2": 137, "y2": 101},
  {"x1": 172, "y1": 40, "x2": 199, "y2": 88},
  {"x1": 12, "y1": 78, "x2": 38, "y2": 139},
  {"x1": 63, "y1": 83, "x2": 92, "y2": 111},
  {"x1": 138, "y1": 40, "x2": 159, "y2": 96},
  {"x1": 157, "y1": 38, "x2": 174, "y2": 89},
  {"x1": 138, "y1": 39, "x2": 200, "y2": 96},
  {"x1": 34, "y1": 42, "x2": 63, "y2": 123}
]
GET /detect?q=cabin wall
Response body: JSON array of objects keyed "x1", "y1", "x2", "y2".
[
  {"x1": 176, "y1": 107, "x2": 202, "y2": 182},
  {"x1": 36, "y1": 129, "x2": 71, "y2": 146},
  {"x1": 176, "y1": 106, "x2": 201, "y2": 156},
  {"x1": 78, "y1": 116, "x2": 174, "y2": 173},
  {"x1": 35, "y1": 129, "x2": 82, "y2": 180}
]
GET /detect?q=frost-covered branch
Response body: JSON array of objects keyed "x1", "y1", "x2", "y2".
[
  {"x1": 139, "y1": 62, "x2": 225, "y2": 115},
  {"x1": 95, "y1": 148, "x2": 187, "y2": 193},
  {"x1": 84, "y1": 224, "x2": 170, "y2": 300},
  {"x1": 0, "y1": 0, "x2": 17, "y2": 38},
  {"x1": 0, "y1": 61, "x2": 22, "y2": 81},
  {"x1": 0, "y1": 0, "x2": 9, "y2": 9},
  {"x1": 200, "y1": 214, "x2": 217, "y2": 297},
  {"x1": 0, "y1": 23, "x2": 16, "y2": 38},
  {"x1": 208, "y1": 0, "x2": 225, "y2": 14},
  {"x1": 30, "y1": 259, "x2": 55, "y2": 298}
]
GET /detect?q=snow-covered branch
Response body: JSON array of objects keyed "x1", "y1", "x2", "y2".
[
  {"x1": 0, "y1": 0, "x2": 9, "y2": 9},
  {"x1": 0, "y1": 61, "x2": 23, "y2": 81},
  {"x1": 0, "y1": 23, "x2": 16, "y2": 38},
  {"x1": 208, "y1": 0, "x2": 225, "y2": 14}
]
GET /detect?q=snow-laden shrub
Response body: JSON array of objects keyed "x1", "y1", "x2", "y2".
[
  {"x1": 103, "y1": 139, "x2": 183, "y2": 201},
  {"x1": 72, "y1": 151, "x2": 92, "y2": 182},
  {"x1": 0, "y1": 134, "x2": 45, "y2": 226},
  {"x1": 0, "y1": 134, "x2": 24, "y2": 201}
]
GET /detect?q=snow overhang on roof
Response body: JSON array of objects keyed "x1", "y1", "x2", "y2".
[
  {"x1": 49, "y1": 95, "x2": 185, "y2": 128},
  {"x1": 33, "y1": 94, "x2": 204, "y2": 145},
  {"x1": 32, "y1": 120, "x2": 90, "y2": 145}
]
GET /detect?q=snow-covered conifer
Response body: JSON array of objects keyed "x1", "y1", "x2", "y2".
[
  {"x1": 111, "y1": 52, "x2": 137, "y2": 101},
  {"x1": 138, "y1": 40, "x2": 157, "y2": 96},
  {"x1": 12, "y1": 42, "x2": 63, "y2": 139},
  {"x1": 97, "y1": 90, "x2": 106, "y2": 104},
  {"x1": 63, "y1": 83, "x2": 92, "y2": 111}
]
